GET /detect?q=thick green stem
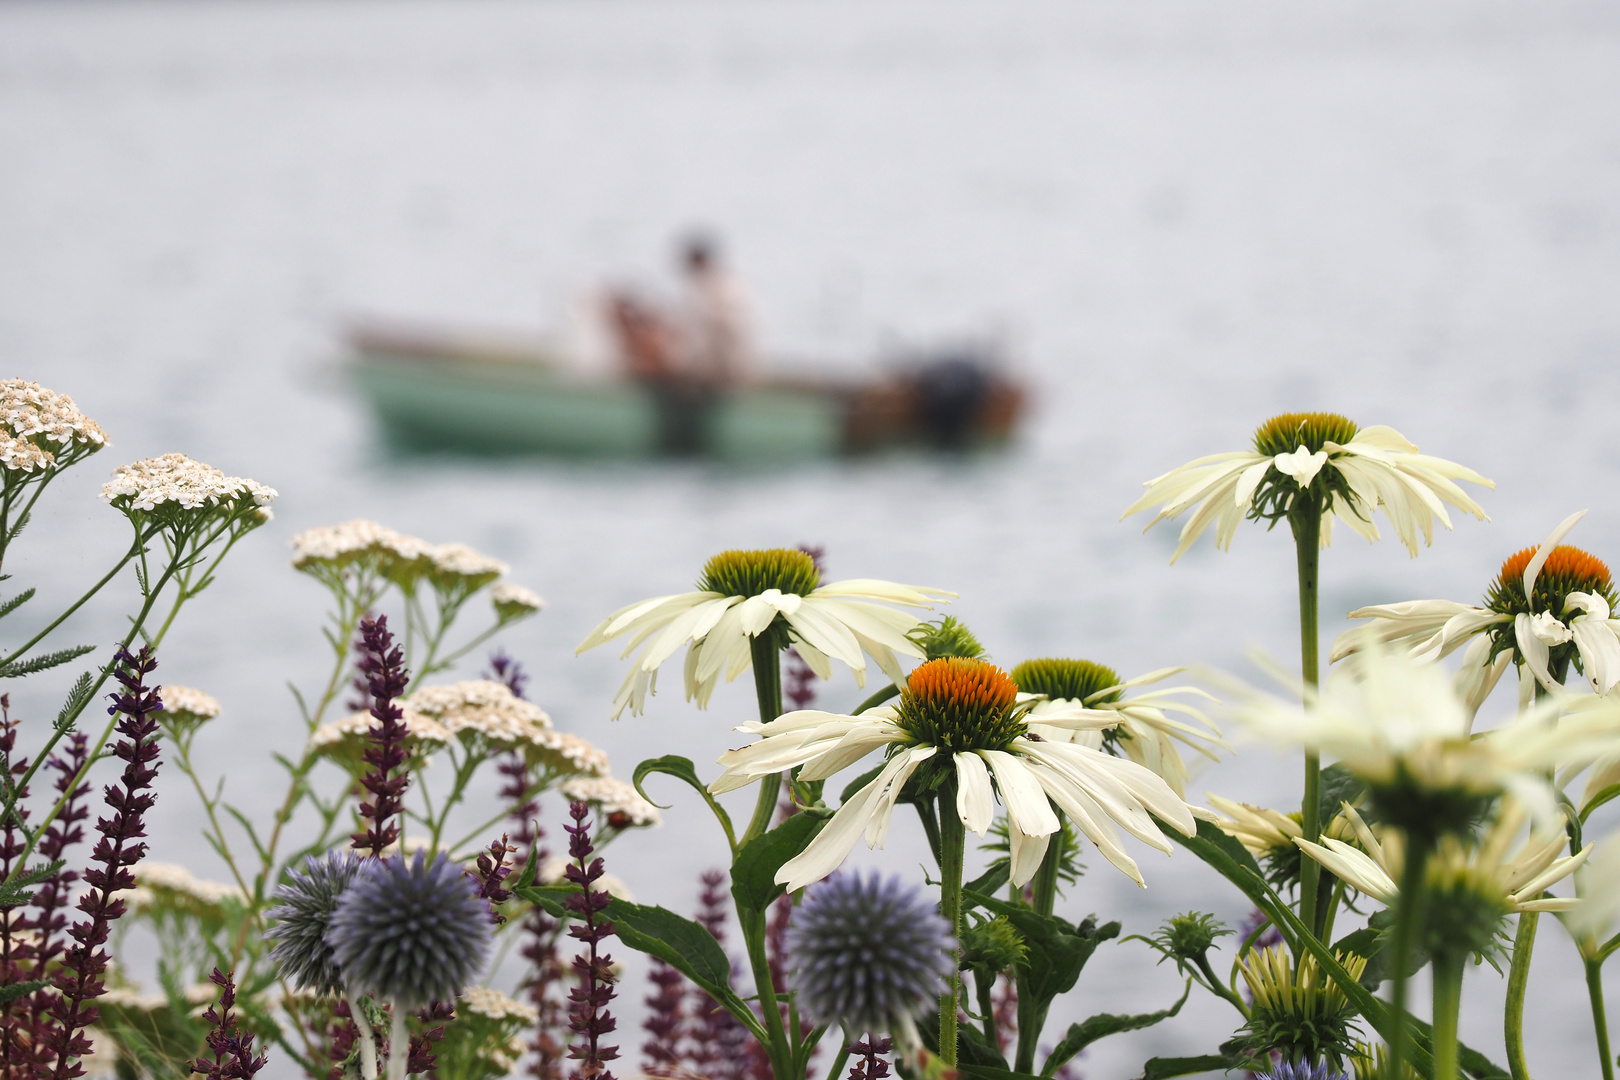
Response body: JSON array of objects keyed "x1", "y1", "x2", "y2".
[
  {"x1": 1587, "y1": 957, "x2": 1616, "y2": 1080},
  {"x1": 1031, "y1": 815, "x2": 1063, "y2": 917},
  {"x1": 1504, "y1": 913, "x2": 1539, "y2": 1079},
  {"x1": 1432, "y1": 952, "x2": 1464, "y2": 1080},
  {"x1": 938, "y1": 779, "x2": 965, "y2": 1068},
  {"x1": 1292, "y1": 507, "x2": 1323, "y2": 941},
  {"x1": 1388, "y1": 831, "x2": 1432, "y2": 1080},
  {"x1": 741, "y1": 633, "x2": 785, "y2": 846}
]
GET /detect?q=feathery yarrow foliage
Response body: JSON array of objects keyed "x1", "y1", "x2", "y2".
[
  {"x1": 265, "y1": 850, "x2": 367, "y2": 996},
  {"x1": 325, "y1": 851, "x2": 493, "y2": 1008},
  {"x1": 786, "y1": 871, "x2": 955, "y2": 1033}
]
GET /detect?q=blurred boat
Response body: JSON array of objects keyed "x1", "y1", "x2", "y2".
[{"x1": 346, "y1": 323, "x2": 1026, "y2": 460}]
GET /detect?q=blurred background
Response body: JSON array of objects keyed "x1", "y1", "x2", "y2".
[{"x1": 4, "y1": 0, "x2": 1620, "y2": 1076}]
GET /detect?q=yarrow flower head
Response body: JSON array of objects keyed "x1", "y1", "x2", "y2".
[
  {"x1": 1335, "y1": 510, "x2": 1620, "y2": 709},
  {"x1": 1229, "y1": 645, "x2": 1620, "y2": 838},
  {"x1": 118, "y1": 861, "x2": 246, "y2": 919},
  {"x1": 1123, "y1": 412, "x2": 1491, "y2": 562},
  {"x1": 490, "y1": 583, "x2": 544, "y2": 620},
  {"x1": 155, "y1": 684, "x2": 221, "y2": 742},
  {"x1": 265, "y1": 850, "x2": 368, "y2": 996},
  {"x1": 786, "y1": 871, "x2": 955, "y2": 1034},
  {"x1": 712, "y1": 657, "x2": 1197, "y2": 890},
  {"x1": 578, "y1": 547, "x2": 954, "y2": 720},
  {"x1": 325, "y1": 851, "x2": 493, "y2": 1008},
  {"x1": 309, "y1": 708, "x2": 452, "y2": 774},
  {"x1": 289, "y1": 519, "x2": 512, "y2": 600},
  {"x1": 1011, "y1": 658, "x2": 1226, "y2": 797},
  {"x1": 558, "y1": 776, "x2": 662, "y2": 829},
  {"x1": 407, "y1": 679, "x2": 551, "y2": 742},
  {"x1": 0, "y1": 378, "x2": 108, "y2": 473},
  {"x1": 101, "y1": 453, "x2": 276, "y2": 528}
]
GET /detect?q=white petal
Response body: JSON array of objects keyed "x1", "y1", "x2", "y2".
[
  {"x1": 1525, "y1": 510, "x2": 1589, "y2": 597},
  {"x1": 1007, "y1": 820, "x2": 1051, "y2": 888},
  {"x1": 981, "y1": 750, "x2": 1060, "y2": 836},
  {"x1": 1516, "y1": 613, "x2": 1560, "y2": 694},
  {"x1": 1573, "y1": 618, "x2": 1620, "y2": 695},
  {"x1": 954, "y1": 752, "x2": 995, "y2": 835}
]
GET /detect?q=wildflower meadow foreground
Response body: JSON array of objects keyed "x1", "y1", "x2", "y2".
[{"x1": 6, "y1": 382, "x2": 1620, "y2": 1080}]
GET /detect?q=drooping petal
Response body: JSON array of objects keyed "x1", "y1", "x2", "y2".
[
  {"x1": 980, "y1": 750, "x2": 1060, "y2": 837},
  {"x1": 1515, "y1": 613, "x2": 1560, "y2": 695},
  {"x1": 774, "y1": 777, "x2": 888, "y2": 891},
  {"x1": 1524, "y1": 510, "x2": 1588, "y2": 598},
  {"x1": 1007, "y1": 819, "x2": 1051, "y2": 888},
  {"x1": 954, "y1": 752, "x2": 996, "y2": 835}
]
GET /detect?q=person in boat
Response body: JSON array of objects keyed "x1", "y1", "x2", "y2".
[{"x1": 676, "y1": 234, "x2": 754, "y2": 387}]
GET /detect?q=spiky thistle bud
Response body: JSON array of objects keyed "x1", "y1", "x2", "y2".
[
  {"x1": 265, "y1": 850, "x2": 367, "y2": 996},
  {"x1": 325, "y1": 852, "x2": 493, "y2": 1008},
  {"x1": 786, "y1": 872, "x2": 954, "y2": 1034}
]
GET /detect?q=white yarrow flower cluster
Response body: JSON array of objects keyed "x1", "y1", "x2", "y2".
[
  {"x1": 559, "y1": 776, "x2": 662, "y2": 827},
  {"x1": 289, "y1": 519, "x2": 515, "y2": 596},
  {"x1": 406, "y1": 680, "x2": 553, "y2": 741},
  {"x1": 158, "y1": 685, "x2": 220, "y2": 723},
  {"x1": 460, "y1": 986, "x2": 539, "y2": 1024},
  {"x1": 1, "y1": 379, "x2": 108, "y2": 473},
  {"x1": 310, "y1": 710, "x2": 453, "y2": 754},
  {"x1": 116, "y1": 861, "x2": 246, "y2": 913},
  {"x1": 491, "y1": 583, "x2": 545, "y2": 618},
  {"x1": 100, "y1": 453, "x2": 276, "y2": 517}
]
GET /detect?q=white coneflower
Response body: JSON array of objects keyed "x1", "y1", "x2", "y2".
[
  {"x1": 712, "y1": 658, "x2": 1195, "y2": 891},
  {"x1": 1231, "y1": 646, "x2": 1620, "y2": 835},
  {"x1": 1123, "y1": 412, "x2": 1491, "y2": 562},
  {"x1": 1334, "y1": 511, "x2": 1620, "y2": 708},
  {"x1": 1009, "y1": 658, "x2": 1225, "y2": 797},
  {"x1": 579, "y1": 547, "x2": 952, "y2": 720},
  {"x1": 0, "y1": 378, "x2": 108, "y2": 473},
  {"x1": 559, "y1": 776, "x2": 662, "y2": 828}
]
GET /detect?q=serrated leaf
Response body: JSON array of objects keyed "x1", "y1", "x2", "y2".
[
  {"x1": 1318, "y1": 762, "x2": 1366, "y2": 822},
  {"x1": 0, "y1": 643, "x2": 96, "y2": 680},
  {"x1": 730, "y1": 812, "x2": 825, "y2": 915},
  {"x1": 0, "y1": 860, "x2": 64, "y2": 909},
  {"x1": 633, "y1": 755, "x2": 736, "y2": 850},
  {"x1": 0, "y1": 587, "x2": 36, "y2": 620},
  {"x1": 965, "y1": 891, "x2": 1117, "y2": 1034},
  {"x1": 1041, "y1": 980, "x2": 1191, "y2": 1075}
]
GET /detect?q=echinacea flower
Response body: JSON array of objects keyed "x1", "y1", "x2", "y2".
[
  {"x1": 578, "y1": 547, "x2": 953, "y2": 720},
  {"x1": 1237, "y1": 945, "x2": 1365, "y2": 1067},
  {"x1": 325, "y1": 851, "x2": 492, "y2": 1008},
  {"x1": 1010, "y1": 658, "x2": 1226, "y2": 797},
  {"x1": 1205, "y1": 795, "x2": 1355, "y2": 891},
  {"x1": 712, "y1": 658, "x2": 1197, "y2": 890},
  {"x1": 1566, "y1": 832, "x2": 1620, "y2": 939},
  {"x1": 266, "y1": 851, "x2": 367, "y2": 996},
  {"x1": 1334, "y1": 510, "x2": 1620, "y2": 707},
  {"x1": 787, "y1": 871, "x2": 955, "y2": 1035},
  {"x1": 1298, "y1": 801, "x2": 1587, "y2": 920},
  {"x1": 1123, "y1": 412, "x2": 1491, "y2": 562},
  {"x1": 1231, "y1": 646, "x2": 1620, "y2": 836}
]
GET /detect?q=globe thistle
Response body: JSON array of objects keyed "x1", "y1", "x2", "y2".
[
  {"x1": 1257, "y1": 1062, "x2": 1349, "y2": 1080},
  {"x1": 786, "y1": 871, "x2": 955, "y2": 1034},
  {"x1": 265, "y1": 850, "x2": 367, "y2": 996},
  {"x1": 325, "y1": 852, "x2": 493, "y2": 1009}
]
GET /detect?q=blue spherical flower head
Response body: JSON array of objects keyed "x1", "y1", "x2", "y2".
[
  {"x1": 325, "y1": 851, "x2": 493, "y2": 1008},
  {"x1": 266, "y1": 850, "x2": 367, "y2": 996},
  {"x1": 1257, "y1": 1062, "x2": 1348, "y2": 1080},
  {"x1": 787, "y1": 871, "x2": 955, "y2": 1034}
]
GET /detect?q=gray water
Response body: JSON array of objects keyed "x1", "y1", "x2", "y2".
[{"x1": 4, "y1": 1, "x2": 1620, "y2": 1075}]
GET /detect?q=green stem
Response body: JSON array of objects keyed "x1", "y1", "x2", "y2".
[
  {"x1": 741, "y1": 907, "x2": 795, "y2": 1080},
  {"x1": 0, "y1": 539, "x2": 143, "y2": 668},
  {"x1": 1292, "y1": 506, "x2": 1323, "y2": 942},
  {"x1": 938, "y1": 777, "x2": 965, "y2": 1069},
  {"x1": 741, "y1": 633, "x2": 785, "y2": 846},
  {"x1": 1194, "y1": 953, "x2": 1249, "y2": 1019},
  {"x1": 1432, "y1": 952, "x2": 1464, "y2": 1080},
  {"x1": 1030, "y1": 815, "x2": 1063, "y2": 917},
  {"x1": 1587, "y1": 957, "x2": 1616, "y2": 1080},
  {"x1": 852, "y1": 682, "x2": 901, "y2": 716},
  {"x1": 1505, "y1": 914, "x2": 1538, "y2": 1079},
  {"x1": 823, "y1": 1040, "x2": 852, "y2": 1080},
  {"x1": 1388, "y1": 830, "x2": 1432, "y2": 1080}
]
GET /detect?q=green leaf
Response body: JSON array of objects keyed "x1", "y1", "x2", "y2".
[
  {"x1": 513, "y1": 884, "x2": 768, "y2": 1043},
  {"x1": 1041, "y1": 980, "x2": 1192, "y2": 1076},
  {"x1": 964, "y1": 891, "x2": 1118, "y2": 1032},
  {"x1": 1581, "y1": 781, "x2": 1620, "y2": 824},
  {"x1": 0, "y1": 643, "x2": 96, "y2": 680},
  {"x1": 55, "y1": 670, "x2": 96, "y2": 730},
  {"x1": 963, "y1": 862, "x2": 1011, "y2": 901},
  {"x1": 633, "y1": 755, "x2": 736, "y2": 850},
  {"x1": 0, "y1": 860, "x2": 64, "y2": 910},
  {"x1": 0, "y1": 587, "x2": 36, "y2": 620},
  {"x1": 1157, "y1": 816, "x2": 1297, "y2": 954},
  {"x1": 1318, "y1": 762, "x2": 1366, "y2": 823},
  {"x1": 1136, "y1": 1053, "x2": 1240, "y2": 1079},
  {"x1": 0, "y1": 978, "x2": 47, "y2": 1004},
  {"x1": 730, "y1": 813, "x2": 825, "y2": 915}
]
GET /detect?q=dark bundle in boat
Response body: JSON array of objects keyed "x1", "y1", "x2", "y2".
[{"x1": 346, "y1": 322, "x2": 1026, "y2": 461}]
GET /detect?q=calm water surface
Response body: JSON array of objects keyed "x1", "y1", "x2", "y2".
[{"x1": 4, "y1": 1, "x2": 1620, "y2": 1075}]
